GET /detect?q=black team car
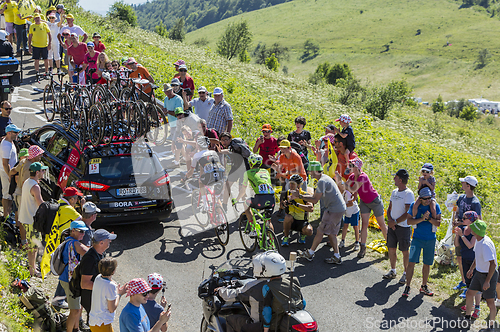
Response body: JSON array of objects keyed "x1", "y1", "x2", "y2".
[{"x1": 21, "y1": 123, "x2": 173, "y2": 224}]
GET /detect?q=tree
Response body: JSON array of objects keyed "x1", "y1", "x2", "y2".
[
  {"x1": 265, "y1": 53, "x2": 279, "y2": 71},
  {"x1": 108, "y1": 1, "x2": 137, "y2": 27},
  {"x1": 326, "y1": 63, "x2": 352, "y2": 85},
  {"x1": 364, "y1": 80, "x2": 413, "y2": 120},
  {"x1": 459, "y1": 104, "x2": 478, "y2": 121},
  {"x1": 432, "y1": 95, "x2": 445, "y2": 113},
  {"x1": 169, "y1": 17, "x2": 186, "y2": 42},
  {"x1": 155, "y1": 22, "x2": 168, "y2": 38},
  {"x1": 476, "y1": 48, "x2": 491, "y2": 69},
  {"x1": 239, "y1": 49, "x2": 251, "y2": 63},
  {"x1": 217, "y1": 21, "x2": 252, "y2": 61},
  {"x1": 254, "y1": 42, "x2": 289, "y2": 65},
  {"x1": 300, "y1": 39, "x2": 319, "y2": 61}
]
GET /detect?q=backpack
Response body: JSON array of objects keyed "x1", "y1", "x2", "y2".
[
  {"x1": 33, "y1": 200, "x2": 67, "y2": 238},
  {"x1": 20, "y1": 285, "x2": 67, "y2": 332},
  {"x1": 290, "y1": 141, "x2": 309, "y2": 169},
  {"x1": 68, "y1": 263, "x2": 82, "y2": 298},
  {"x1": 50, "y1": 239, "x2": 71, "y2": 276},
  {"x1": 230, "y1": 138, "x2": 251, "y2": 159},
  {"x1": 2, "y1": 216, "x2": 20, "y2": 247},
  {"x1": 267, "y1": 276, "x2": 304, "y2": 331}
]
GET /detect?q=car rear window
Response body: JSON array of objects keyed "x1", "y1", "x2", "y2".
[{"x1": 93, "y1": 155, "x2": 163, "y2": 179}]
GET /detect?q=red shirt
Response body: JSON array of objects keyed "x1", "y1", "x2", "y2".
[
  {"x1": 94, "y1": 41, "x2": 105, "y2": 53},
  {"x1": 336, "y1": 150, "x2": 357, "y2": 180},
  {"x1": 255, "y1": 136, "x2": 279, "y2": 167},
  {"x1": 67, "y1": 42, "x2": 88, "y2": 66},
  {"x1": 179, "y1": 75, "x2": 195, "y2": 100},
  {"x1": 84, "y1": 51, "x2": 100, "y2": 79}
]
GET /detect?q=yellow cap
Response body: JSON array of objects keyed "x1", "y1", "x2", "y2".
[
  {"x1": 66, "y1": 14, "x2": 74, "y2": 19},
  {"x1": 279, "y1": 139, "x2": 291, "y2": 148},
  {"x1": 47, "y1": 6, "x2": 57, "y2": 11}
]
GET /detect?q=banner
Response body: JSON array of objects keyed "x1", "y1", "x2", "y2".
[
  {"x1": 40, "y1": 219, "x2": 62, "y2": 279},
  {"x1": 17, "y1": 0, "x2": 36, "y2": 18},
  {"x1": 323, "y1": 138, "x2": 337, "y2": 178}
]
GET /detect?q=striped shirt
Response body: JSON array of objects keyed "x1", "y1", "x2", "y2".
[{"x1": 207, "y1": 99, "x2": 233, "y2": 134}]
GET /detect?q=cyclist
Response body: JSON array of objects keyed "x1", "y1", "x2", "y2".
[
  {"x1": 184, "y1": 136, "x2": 226, "y2": 209},
  {"x1": 234, "y1": 154, "x2": 275, "y2": 235}
]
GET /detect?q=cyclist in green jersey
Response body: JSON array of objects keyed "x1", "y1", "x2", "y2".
[{"x1": 235, "y1": 154, "x2": 275, "y2": 234}]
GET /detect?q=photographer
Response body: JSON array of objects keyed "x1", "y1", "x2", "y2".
[{"x1": 177, "y1": 64, "x2": 194, "y2": 102}]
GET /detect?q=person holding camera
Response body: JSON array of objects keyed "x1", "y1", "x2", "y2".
[
  {"x1": 177, "y1": 64, "x2": 194, "y2": 101},
  {"x1": 182, "y1": 86, "x2": 214, "y2": 121}
]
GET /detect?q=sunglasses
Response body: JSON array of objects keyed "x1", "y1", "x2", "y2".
[
  {"x1": 180, "y1": 69, "x2": 187, "y2": 72},
  {"x1": 3, "y1": 107, "x2": 12, "y2": 110},
  {"x1": 141, "y1": 291, "x2": 150, "y2": 297},
  {"x1": 49, "y1": 17, "x2": 56, "y2": 19},
  {"x1": 421, "y1": 170, "x2": 430, "y2": 174},
  {"x1": 420, "y1": 197, "x2": 431, "y2": 201},
  {"x1": 262, "y1": 130, "x2": 271, "y2": 133},
  {"x1": 62, "y1": 34, "x2": 69, "y2": 36},
  {"x1": 198, "y1": 91, "x2": 206, "y2": 94},
  {"x1": 75, "y1": 229, "x2": 85, "y2": 233}
]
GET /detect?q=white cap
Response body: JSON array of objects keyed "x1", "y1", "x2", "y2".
[
  {"x1": 0, "y1": 30, "x2": 9, "y2": 41},
  {"x1": 213, "y1": 87, "x2": 223, "y2": 95},
  {"x1": 459, "y1": 175, "x2": 478, "y2": 187},
  {"x1": 83, "y1": 202, "x2": 101, "y2": 214}
]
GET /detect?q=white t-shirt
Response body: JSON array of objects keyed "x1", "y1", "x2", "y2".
[
  {"x1": 0, "y1": 139, "x2": 17, "y2": 173},
  {"x1": 389, "y1": 187, "x2": 415, "y2": 227},
  {"x1": 59, "y1": 24, "x2": 86, "y2": 37},
  {"x1": 19, "y1": 178, "x2": 38, "y2": 225},
  {"x1": 343, "y1": 190, "x2": 359, "y2": 218},
  {"x1": 47, "y1": 22, "x2": 60, "y2": 41},
  {"x1": 89, "y1": 275, "x2": 118, "y2": 327},
  {"x1": 190, "y1": 97, "x2": 214, "y2": 121},
  {"x1": 474, "y1": 236, "x2": 498, "y2": 273}
]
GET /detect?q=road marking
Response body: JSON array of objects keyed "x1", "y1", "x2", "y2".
[
  {"x1": 35, "y1": 114, "x2": 48, "y2": 122},
  {"x1": 12, "y1": 106, "x2": 41, "y2": 114}
]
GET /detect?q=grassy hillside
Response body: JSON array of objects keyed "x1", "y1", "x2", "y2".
[{"x1": 185, "y1": 0, "x2": 500, "y2": 101}]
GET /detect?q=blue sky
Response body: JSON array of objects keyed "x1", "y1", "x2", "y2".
[{"x1": 80, "y1": 0, "x2": 147, "y2": 15}]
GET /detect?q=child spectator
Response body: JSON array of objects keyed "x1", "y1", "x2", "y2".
[
  {"x1": 334, "y1": 114, "x2": 355, "y2": 166},
  {"x1": 253, "y1": 124, "x2": 279, "y2": 169},
  {"x1": 454, "y1": 211, "x2": 481, "y2": 318},
  {"x1": 412, "y1": 163, "x2": 437, "y2": 221},
  {"x1": 92, "y1": 32, "x2": 105, "y2": 52},
  {"x1": 89, "y1": 257, "x2": 127, "y2": 331},
  {"x1": 144, "y1": 273, "x2": 169, "y2": 332},
  {"x1": 287, "y1": 116, "x2": 311, "y2": 163},
  {"x1": 338, "y1": 172, "x2": 360, "y2": 251}
]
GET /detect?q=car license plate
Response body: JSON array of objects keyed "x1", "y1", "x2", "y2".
[
  {"x1": 1, "y1": 79, "x2": 9, "y2": 86},
  {"x1": 117, "y1": 187, "x2": 147, "y2": 196}
]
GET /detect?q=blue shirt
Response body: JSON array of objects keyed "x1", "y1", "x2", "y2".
[
  {"x1": 119, "y1": 302, "x2": 150, "y2": 332},
  {"x1": 164, "y1": 94, "x2": 183, "y2": 128},
  {"x1": 342, "y1": 125, "x2": 355, "y2": 151},
  {"x1": 0, "y1": 116, "x2": 12, "y2": 137},
  {"x1": 458, "y1": 225, "x2": 475, "y2": 262},
  {"x1": 58, "y1": 237, "x2": 79, "y2": 282},
  {"x1": 408, "y1": 202, "x2": 441, "y2": 241},
  {"x1": 143, "y1": 299, "x2": 163, "y2": 327}
]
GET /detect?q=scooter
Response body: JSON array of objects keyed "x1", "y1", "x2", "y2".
[
  {"x1": 198, "y1": 255, "x2": 318, "y2": 332},
  {"x1": 0, "y1": 55, "x2": 21, "y2": 102}
]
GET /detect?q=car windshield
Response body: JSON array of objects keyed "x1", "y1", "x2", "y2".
[{"x1": 95, "y1": 155, "x2": 163, "y2": 179}]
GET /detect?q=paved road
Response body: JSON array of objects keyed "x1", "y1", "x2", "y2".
[{"x1": 9, "y1": 58, "x2": 472, "y2": 332}]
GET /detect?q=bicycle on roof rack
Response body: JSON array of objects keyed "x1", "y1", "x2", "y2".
[{"x1": 37, "y1": 71, "x2": 67, "y2": 122}]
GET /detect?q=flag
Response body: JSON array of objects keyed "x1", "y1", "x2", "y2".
[
  {"x1": 323, "y1": 138, "x2": 337, "y2": 178},
  {"x1": 40, "y1": 217, "x2": 62, "y2": 279},
  {"x1": 17, "y1": 0, "x2": 36, "y2": 17}
]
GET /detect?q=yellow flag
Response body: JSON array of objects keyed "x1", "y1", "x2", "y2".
[
  {"x1": 40, "y1": 221, "x2": 62, "y2": 279},
  {"x1": 17, "y1": 0, "x2": 36, "y2": 18},
  {"x1": 323, "y1": 138, "x2": 337, "y2": 178}
]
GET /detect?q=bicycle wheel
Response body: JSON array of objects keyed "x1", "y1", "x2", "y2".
[
  {"x1": 100, "y1": 103, "x2": 114, "y2": 145},
  {"x1": 110, "y1": 86, "x2": 120, "y2": 100},
  {"x1": 155, "y1": 106, "x2": 168, "y2": 145},
  {"x1": 78, "y1": 107, "x2": 87, "y2": 149},
  {"x1": 191, "y1": 189, "x2": 209, "y2": 227},
  {"x1": 238, "y1": 214, "x2": 257, "y2": 252},
  {"x1": 88, "y1": 103, "x2": 104, "y2": 146},
  {"x1": 90, "y1": 85, "x2": 106, "y2": 105},
  {"x1": 119, "y1": 87, "x2": 132, "y2": 101},
  {"x1": 145, "y1": 103, "x2": 159, "y2": 143},
  {"x1": 43, "y1": 84, "x2": 56, "y2": 122},
  {"x1": 127, "y1": 102, "x2": 142, "y2": 140},
  {"x1": 59, "y1": 92, "x2": 73, "y2": 130},
  {"x1": 264, "y1": 229, "x2": 281, "y2": 254},
  {"x1": 214, "y1": 205, "x2": 229, "y2": 246}
]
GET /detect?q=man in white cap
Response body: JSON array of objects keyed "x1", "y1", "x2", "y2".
[
  {"x1": 0, "y1": 123, "x2": 20, "y2": 217},
  {"x1": 80, "y1": 202, "x2": 101, "y2": 247},
  {"x1": 182, "y1": 86, "x2": 214, "y2": 121},
  {"x1": 207, "y1": 87, "x2": 233, "y2": 134},
  {"x1": 0, "y1": 30, "x2": 13, "y2": 57}
]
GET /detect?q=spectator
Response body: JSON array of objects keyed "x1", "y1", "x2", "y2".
[
  {"x1": 80, "y1": 202, "x2": 100, "y2": 247},
  {"x1": 57, "y1": 13, "x2": 87, "y2": 43},
  {"x1": 119, "y1": 278, "x2": 171, "y2": 332},
  {"x1": 411, "y1": 163, "x2": 437, "y2": 224},
  {"x1": 177, "y1": 64, "x2": 194, "y2": 101},
  {"x1": 454, "y1": 211, "x2": 481, "y2": 315},
  {"x1": 46, "y1": 13, "x2": 61, "y2": 72},
  {"x1": 0, "y1": 30, "x2": 14, "y2": 58},
  {"x1": 333, "y1": 114, "x2": 356, "y2": 169},
  {"x1": 51, "y1": 187, "x2": 84, "y2": 241},
  {"x1": 66, "y1": 32, "x2": 87, "y2": 84},
  {"x1": 338, "y1": 171, "x2": 360, "y2": 251},
  {"x1": 281, "y1": 174, "x2": 314, "y2": 247},
  {"x1": 144, "y1": 273, "x2": 168, "y2": 332},
  {"x1": 173, "y1": 108, "x2": 200, "y2": 166},
  {"x1": 464, "y1": 220, "x2": 498, "y2": 329},
  {"x1": 83, "y1": 42, "x2": 100, "y2": 84},
  {"x1": 55, "y1": 4, "x2": 65, "y2": 23},
  {"x1": 13, "y1": 5, "x2": 28, "y2": 57},
  {"x1": 28, "y1": 13, "x2": 51, "y2": 75},
  {"x1": 453, "y1": 175, "x2": 482, "y2": 291},
  {"x1": 80, "y1": 229, "x2": 117, "y2": 326},
  {"x1": 253, "y1": 124, "x2": 279, "y2": 169},
  {"x1": 11, "y1": 147, "x2": 27, "y2": 245},
  {"x1": 402, "y1": 187, "x2": 442, "y2": 298},
  {"x1": 182, "y1": 86, "x2": 214, "y2": 121},
  {"x1": 170, "y1": 78, "x2": 182, "y2": 97},
  {"x1": 287, "y1": 116, "x2": 311, "y2": 165},
  {"x1": 89, "y1": 257, "x2": 127, "y2": 332},
  {"x1": 333, "y1": 134, "x2": 357, "y2": 179},
  {"x1": 197, "y1": 119, "x2": 218, "y2": 150},
  {"x1": 96, "y1": 52, "x2": 110, "y2": 80},
  {"x1": 92, "y1": 32, "x2": 105, "y2": 52},
  {"x1": 19, "y1": 162, "x2": 46, "y2": 277},
  {"x1": 346, "y1": 157, "x2": 388, "y2": 258},
  {"x1": 0, "y1": 123, "x2": 20, "y2": 217},
  {"x1": 384, "y1": 169, "x2": 414, "y2": 284},
  {"x1": 59, "y1": 220, "x2": 89, "y2": 332},
  {"x1": 207, "y1": 87, "x2": 233, "y2": 135},
  {"x1": 172, "y1": 59, "x2": 185, "y2": 76},
  {"x1": 0, "y1": 0, "x2": 17, "y2": 44},
  {"x1": 0, "y1": 101, "x2": 13, "y2": 138},
  {"x1": 125, "y1": 57, "x2": 155, "y2": 101},
  {"x1": 45, "y1": 5, "x2": 56, "y2": 21},
  {"x1": 163, "y1": 83, "x2": 183, "y2": 140},
  {"x1": 295, "y1": 161, "x2": 346, "y2": 264}
]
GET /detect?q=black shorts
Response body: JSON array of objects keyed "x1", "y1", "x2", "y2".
[
  {"x1": 32, "y1": 46, "x2": 48, "y2": 60},
  {"x1": 290, "y1": 218, "x2": 309, "y2": 233},
  {"x1": 248, "y1": 194, "x2": 275, "y2": 210},
  {"x1": 470, "y1": 269, "x2": 498, "y2": 299},
  {"x1": 387, "y1": 225, "x2": 411, "y2": 251},
  {"x1": 200, "y1": 170, "x2": 225, "y2": 187}
]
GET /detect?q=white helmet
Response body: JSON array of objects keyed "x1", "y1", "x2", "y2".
[
  {"x1": 253, "y1": 251, "x2": 286, "y2": 278},
  {"x1": 147, "y1": 273, "x2": 164, "y2": 290},
  {"x1": 197, "y1": 136, "x2": 210, "y2": 148}
]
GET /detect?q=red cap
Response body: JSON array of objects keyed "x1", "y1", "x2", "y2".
[
  {"x1": 261, "y1": 124, "x2": 272, "y2": 131},
  {"x1": 63, "y1": 187, "x2": 83, "y2": 197}
]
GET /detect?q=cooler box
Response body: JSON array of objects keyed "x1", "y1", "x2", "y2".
[{"x1": 0, "y1": 56, "x2": 19, "y2": 73}]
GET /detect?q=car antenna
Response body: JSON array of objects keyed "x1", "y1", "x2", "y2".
[{"x1": 201, "y1": 260, "x2": 205, "y2": 281}]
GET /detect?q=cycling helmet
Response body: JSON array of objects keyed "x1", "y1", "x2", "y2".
[
  {"x1": 248, "y1": 153, "x2": 263, "y2": 168},
  {"x1": 289, "y1": 174, "x2": 303, "y2": 184},
  {"x1": 196, "y1": 136, "x2": 210, "y2": 148},
  {"x1": 147, "y1": 273, "x2": 164, "y2": 290},
  {"x1": 253, "y1": 251, "x2": 286, "y2": 278}
]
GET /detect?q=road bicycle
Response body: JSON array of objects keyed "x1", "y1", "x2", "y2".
[
  {"x1": 38, "y1": 71, "x2": 66, "y2": 122},
  {"x1": 234, "y1": 201, "x2": 280, "y2": 253},
  {"x1": 191, "y1": 180, "x2": 229, "y2": 247}
]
